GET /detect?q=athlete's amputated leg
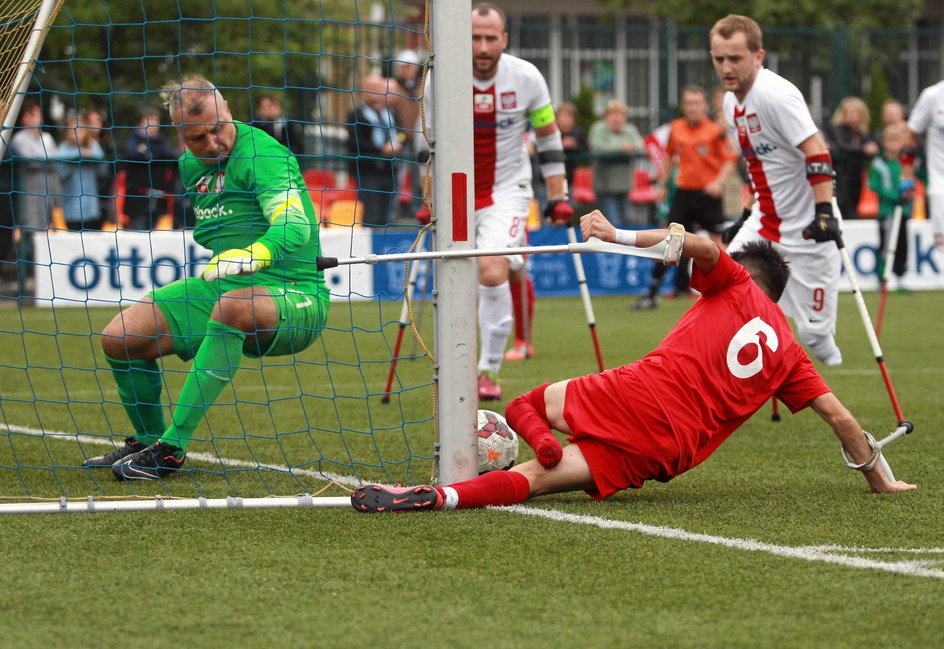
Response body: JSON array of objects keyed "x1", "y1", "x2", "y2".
[
  {"x1": 160, "y1": 319, "x2": 246, "y2": 453},
  {"x1": 505, "y1": 383, "x2": 562, "y2": 468},
  {"x1": 505, "y1": 271, "x2": 535, "y2": 360}
]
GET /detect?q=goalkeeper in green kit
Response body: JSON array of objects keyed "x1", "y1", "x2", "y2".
[{"x1": 85, "y1": 75, "x2": 329, "y2": 480}]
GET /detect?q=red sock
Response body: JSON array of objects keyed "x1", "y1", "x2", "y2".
[
  {"x1": 511, "y1": 276, "x2": 535, "y2": 343},
  {"x1": 436, "y1": 470, "x2": 531, "y2": 509},
  {"x1": 505, "y1": 384, "x2": 563, "y2": 468}
]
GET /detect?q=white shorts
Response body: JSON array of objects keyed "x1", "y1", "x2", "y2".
[
  {"x1": 475, "y1": 194, "x2": 531, "y2": 272},
  {"x1": 727, "y1": 227, "x2": 840, "y2": 340}
]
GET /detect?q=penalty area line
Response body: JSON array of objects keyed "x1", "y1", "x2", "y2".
[{"x1": 500, "y1": 505, "x2": 944, "y2": 580}]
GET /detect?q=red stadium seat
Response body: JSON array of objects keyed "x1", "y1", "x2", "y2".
[
  {"x1": 629, "y1": 168, "x2": 659, "y2": 204},
  {"x1": 571, "y1": 166, "x2": 597, "y2": 204}
]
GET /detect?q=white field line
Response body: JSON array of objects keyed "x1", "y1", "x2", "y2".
[
  {"x1": 4, "y1": 424, "x2": 361, "y2": 488},
  {"x1": 500, "y1": 505, "x2": 944, "y2": 580},
  {"x1": 8, "y1": 424, "x2": 943, "y2": 579}
]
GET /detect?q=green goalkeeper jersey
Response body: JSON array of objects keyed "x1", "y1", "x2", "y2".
[{"x1": 179, "y1": 121, "x2": 326, "y2": 291}]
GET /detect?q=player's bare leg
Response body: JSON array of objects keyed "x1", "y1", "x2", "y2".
[{"x1": 100, "y1": 297, "x2": 176, "y2": 361}]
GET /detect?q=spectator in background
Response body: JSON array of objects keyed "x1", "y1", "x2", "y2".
[
  {"x1": 81, "y1": 107, "x2": 117, "y2": 228},
  {"x1": 252, "y1": 94, "x2": 304, "y2": 156},
  {"x1": 869, "y1": 122, "x2": 914, "y2": 291},
  {"x1": 346, "y1": 73, "x2": 401, "y2": 226},
  {"x1": 556, "y1": 101, "x2": 588, "y2": 186},
  {"x1": 873, "y1": 98, "x2": 906, "y2": 150},
  {"x1": 588, "y1": 99, "x2": 643, "y2": 227},
  {"x1": 392, "y1": 49, "x2": 424, "y2": 217},
  {"x1": 123, "y1": 108, "x2": 180, "y2": 230},
  {"x1": 58, "y1": 110, "x2": 106, "y2": 230},
  {"x1": 632, "y1": 85, "x2": 738, "y2": 310},
  {"x1": 0, "y1": 134, "x2": 13, "y2": 291},
  {"x1": 392, "y1": 50, "x2": 422, "y2": 149},
  {"x1": 7, "y1": 102, "x2": 61, "y2": 290},
  {"x1": 825, "y1": 96, "x2": 879, "y2": 220}
]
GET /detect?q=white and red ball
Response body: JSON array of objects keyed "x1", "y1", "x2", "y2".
[{"x1": 477, "y1": 410, "x2": 519, "y2": 473}]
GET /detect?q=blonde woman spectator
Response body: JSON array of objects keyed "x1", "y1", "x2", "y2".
[
  {"x1": 58, "y1": 111, "x2": 106, "y2": 230},
  {"x1": 825, "y1": 96, "x2": 879, "y2": 220},
  {"x1": 588, "y1": 99, "x2": 643, "y2": 226}
]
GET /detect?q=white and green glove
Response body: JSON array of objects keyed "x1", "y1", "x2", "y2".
[{"x1": 202, "y1": 241, "x2": 273, "y2": 281}]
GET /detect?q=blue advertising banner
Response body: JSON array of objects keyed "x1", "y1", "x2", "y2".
[{"x1": 526, "y1": 226, "x2": 672, "y2": 297}]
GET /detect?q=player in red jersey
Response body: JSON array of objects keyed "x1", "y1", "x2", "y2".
[{"x1": 352, "y1": 212, "x2": 916, "y2": 513}]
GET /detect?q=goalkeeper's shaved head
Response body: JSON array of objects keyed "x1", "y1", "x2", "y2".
[
  {"x1": 159, "y1": 74, "x2": 227, "y2": 125},
  {"x1": 730, "y1": 241, "x2": 790, "y2": 302}
]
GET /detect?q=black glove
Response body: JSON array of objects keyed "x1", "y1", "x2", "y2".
[
  {"x1": 802, "y1": 202, "x2": 841, "y2": 243},
  {"x1": 721, "y1": 207, "x2": 751, "y2": 245},
  {"x1": 543, "y1": 199, "x2": 575, "y2": 225}
]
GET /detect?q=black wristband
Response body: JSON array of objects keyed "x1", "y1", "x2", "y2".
[{"x1": 815, "y1": 202, "x2": 833, "y2": 217}]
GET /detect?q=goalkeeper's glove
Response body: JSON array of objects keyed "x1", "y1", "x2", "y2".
[
  {"x1": 203, "y1": 241, "x2": 273, "y2": 281},
  {"x1": 543, "y1": 198, "x2": 574, "y2": 225},
  {"x1": 721, "y1": 207, "x2": 751, "y2": 245},
  {"x1": 802, "y1": 202, "x2": 841, "y2": 243}
]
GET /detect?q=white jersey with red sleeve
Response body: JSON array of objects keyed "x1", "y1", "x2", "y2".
[
  {"x1": 723, "y1": 68, "x2": 820, "y2": 245},
  {"x1": 472, "y1": 52, "x2": 552, "y2": 210},
  {"x1": 908, "y1": 80, "x2": 944, "y2": 189}
]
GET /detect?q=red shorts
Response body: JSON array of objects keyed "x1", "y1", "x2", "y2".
[{"x1": 562, "y1": 366, "x2": 680, "y2": 500}]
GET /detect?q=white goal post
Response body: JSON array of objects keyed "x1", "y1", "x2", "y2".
[{"x1": 0, "y1": 0, "x2": 481, "y2": 515}]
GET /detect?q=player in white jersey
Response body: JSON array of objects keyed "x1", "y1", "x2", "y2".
[
  {"x1": 470, "y1": 3, "x2": 571, "y2": 400},
  {"x1": 711, "y1": 14, "x2": 843, "y2": 367},
  {"x1": 907, "y1": 80, "x2": 944, "y2": 247}
]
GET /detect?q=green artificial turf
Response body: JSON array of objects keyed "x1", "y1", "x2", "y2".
[{"x1": 0, "y1": 290, "x2": 940, "y2": 648}]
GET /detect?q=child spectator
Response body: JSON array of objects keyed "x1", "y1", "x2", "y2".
[{"x1": 869, "y1": 122, "x2": 914, "y2": 291}]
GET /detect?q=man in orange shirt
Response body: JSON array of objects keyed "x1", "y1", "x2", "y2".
[{"x1": 633, "y1": 85, "x2": 738, "y2": 309}]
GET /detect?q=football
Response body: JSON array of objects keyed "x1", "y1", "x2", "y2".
[{"x1": 477, "y1": 409, "x2": 519, "y2": 473}]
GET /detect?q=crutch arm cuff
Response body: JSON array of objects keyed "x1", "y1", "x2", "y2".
[{"x1": 841, "y1": 431, "x2": 881, "y2": 472}]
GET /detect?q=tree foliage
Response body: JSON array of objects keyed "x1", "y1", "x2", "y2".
[
  {"x1": 35, "y1": 0, "x2": 418, "y2": 125},
  {"x1": 597, "y1": 0, "x2": 924, "y2": 29}
]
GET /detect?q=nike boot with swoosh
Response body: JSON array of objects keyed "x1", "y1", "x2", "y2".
[
  {"x1": 113, "y1": 442, "x2": 186, "y2": 481},
  {"x1": 351, "y1": 484, "x2": 443, "y2": 513}
]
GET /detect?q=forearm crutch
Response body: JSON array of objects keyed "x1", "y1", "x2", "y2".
[
  {"x1": 835, "y1": 231, "x2": 906, "y2": 424},
  {"x1": 567, "y1": 226, "x2": 605, "y2": 372},
  {"x1": 841, "y1": 420, "x2": 913, "y2": 482},
  {"x1": 381, "y1": 229, "x2": 428, "y2": 404},
  {"x1": 875, "y1": 204, "x2": 903, "y2": 339}
]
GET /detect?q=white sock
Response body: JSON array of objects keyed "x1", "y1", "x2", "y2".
[
  {"x1": 804, "y1": 332, "x2": 843, "y2": 367},
  {"x1": 441, "y1": 486, "x2": 459, "y2": 510},
  {"x1": 477, "y1": 281, "x2": 513, "y2": 375}
]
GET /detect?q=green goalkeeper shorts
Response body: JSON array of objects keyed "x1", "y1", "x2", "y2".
[{"x1": 148, "y1": 276, "x2": 329, "y2": 361}]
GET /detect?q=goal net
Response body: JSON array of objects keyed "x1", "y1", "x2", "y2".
[{"x1": 0, "y1": 0, "x2": 477, "y2": 513}]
